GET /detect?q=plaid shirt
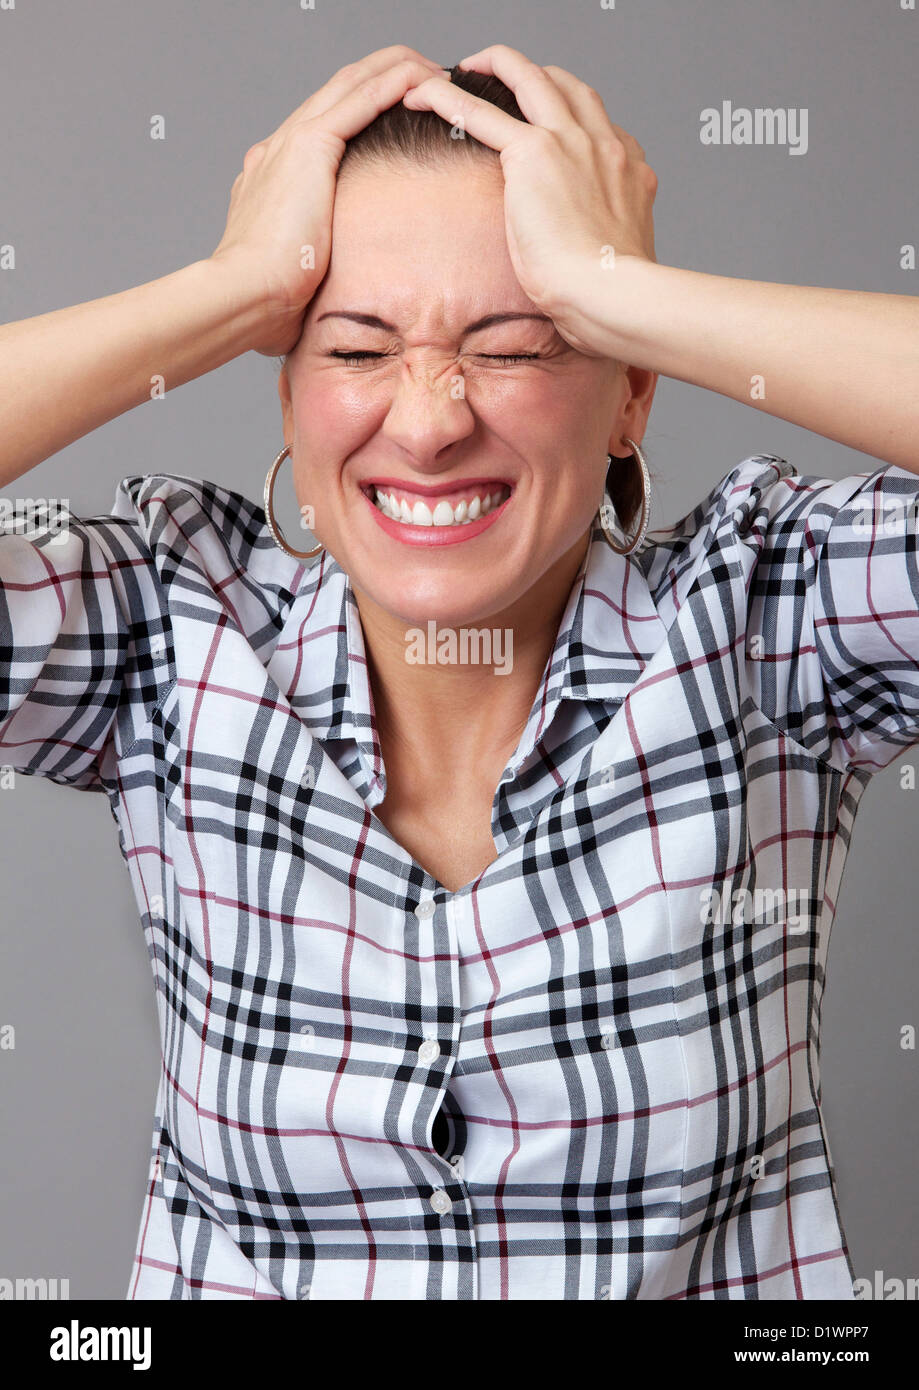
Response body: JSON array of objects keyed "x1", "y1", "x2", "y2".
[{"x1": 2, "y1": 453, "x2": 919, "y2": 1300}]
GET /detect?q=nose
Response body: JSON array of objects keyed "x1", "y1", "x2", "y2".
[{"x1": 377, "y1": 353, "x2": 477, "y2": 469}]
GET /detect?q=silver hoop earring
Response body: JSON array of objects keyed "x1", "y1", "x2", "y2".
[
  {"x1": 263, "y1": 442, "x2": 324, "y2": 560},
  {"x1": 599, "y1": 436, "x2": 652, "y2": 555}
]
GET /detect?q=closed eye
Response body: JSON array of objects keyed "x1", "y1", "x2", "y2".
[
  {"x1": 327, "y1": 351, "x2": 541, "y2": 365},
  {"x1": 328, "y1": 351, "x2": 384, "y2": 365},
  {"x1": 476, "y1": 354, "x2": 541, "y2": 363}
]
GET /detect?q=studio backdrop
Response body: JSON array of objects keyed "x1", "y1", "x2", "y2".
[{"x1": 0, "y1": 0, "x2": 916, "y2": 1298}]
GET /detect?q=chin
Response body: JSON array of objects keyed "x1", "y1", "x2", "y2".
[{"x1": 363, "y1": 574, "x2": 518, "y2": 630}]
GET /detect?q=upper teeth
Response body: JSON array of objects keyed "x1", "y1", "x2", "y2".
[{"x1": 371, "y1": 488, "x2": 508, "y2": 526}]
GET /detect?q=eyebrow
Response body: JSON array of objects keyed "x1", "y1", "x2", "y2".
[{"x1": 315, "y1": 310, "x2": 554, "y2": 334}]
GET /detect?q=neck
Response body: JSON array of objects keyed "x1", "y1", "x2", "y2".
[{"x1": 351, "y1": 531, "x2": 592, "y2": 779}]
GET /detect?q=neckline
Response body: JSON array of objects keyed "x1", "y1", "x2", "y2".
[{"x1": 367, "y1": 803, "x2": 496, "y2": 900}]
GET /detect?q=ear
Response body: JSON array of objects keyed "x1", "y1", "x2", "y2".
[
  {"x1": 609, "y1": 366, "x2": 658, "y2": 453},
  {"x1": 277, "y1": 360, "x2": 294, "y2": 444}
]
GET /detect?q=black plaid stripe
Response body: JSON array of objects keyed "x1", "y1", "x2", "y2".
[{"x1": 3, "y1": 454, "x2": 918, "y2": 1299}]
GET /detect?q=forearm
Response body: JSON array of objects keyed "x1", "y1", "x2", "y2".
[
  {"x1": 0, "y1": 257, "x2": 265, "y2": 489},
  {"x1": 570, "y1": 256, "x2": 919, "y2": 475}
]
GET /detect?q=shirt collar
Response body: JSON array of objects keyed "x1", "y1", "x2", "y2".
[
  {"x1": 269, "y1": 514, "x2": 669, "y2": 801},
  {"x1": 506, "y1": 514, "x2": 669, "y2": 780}
]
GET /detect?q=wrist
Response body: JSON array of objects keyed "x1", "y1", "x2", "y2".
[
  {"x1": 119, "y1": 257, "x2": 275, "y2": 396},
  {"x1": 553, "y1": 252, "x2": 664, "y2": 365},
  {"x1": 203, "y1": 251, "x2": 315, "y2": 357},
  {"x1": 196, "y1": 253, "x2": 275, "y2": 357}
]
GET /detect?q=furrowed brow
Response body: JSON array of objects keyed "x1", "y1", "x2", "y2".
[{"x1": 315, "y1": 310, "x2": 553, "y2": 333}]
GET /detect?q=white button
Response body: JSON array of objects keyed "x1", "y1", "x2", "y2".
[
  {"x1": 601, "y1": 1030, "x2": 615, "y2": 1050},
  {"x1": 298, "y1": 1284, "x2": 310, "y2": 1299},
  {"x1": 429, "y1": 1189, "x2": 452, "y2": 1215},
  {"x1": 418, "y1": 1039, "x2": 440, "y2": 1065},
  {"x1": 414, "y1": 899, "x2": 435, "y2": 919}
]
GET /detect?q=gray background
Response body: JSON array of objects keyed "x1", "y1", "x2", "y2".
[{"x1": 1, "y1": 0, "x2": 917, "y2": 1298}]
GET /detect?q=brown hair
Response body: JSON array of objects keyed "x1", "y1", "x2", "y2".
[{"x1": 289, "y1": 63, "x2": 648, "y2": 533}]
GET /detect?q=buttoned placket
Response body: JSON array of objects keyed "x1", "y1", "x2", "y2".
[{"x1": 410, "y1": 884, "x2": 478, "y2": 1299}]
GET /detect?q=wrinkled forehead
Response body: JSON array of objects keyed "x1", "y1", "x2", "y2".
[{"x1": 305, "y1": 159, "x2": 533, "y2": 336}]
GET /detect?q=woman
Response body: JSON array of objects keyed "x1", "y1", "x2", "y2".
[{"x1": 2, "y1": 43, "x2": 918, "y2": 1301}]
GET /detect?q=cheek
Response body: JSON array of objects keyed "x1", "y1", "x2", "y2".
[
  {"x1": 287, "y1": 366, "x2": 611, "y2": 479},
  {"x1": 292, "y1": 380, "x2": 374, "y2": 443},
  {"x1": 547, "y1": 476, "x2": 606, "y2": 539},
  {"x1": 284, "y1": 384, "x2": 359, "y2": 531},
  {"x1": 492, "y1": 373, "x2": 611, "y2": 457}
]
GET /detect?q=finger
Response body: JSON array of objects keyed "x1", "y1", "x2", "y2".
[
  {"x1": 461, "y1": 48, "x2": 648, "y2": 162},
  {"x1": 543, "y1": 68, "x2": 649, "y2": 162},
  {"x1": 607, "y1": 122, "x2": 647, "y2": 164},
  {"x1": 402, "y1": 74, "x2": 526, "y2": 155},
  {"x1": 453, "y1": 43, "x2": 577, "y2": 134},
  {"x1": 540, "y1": 65, "x2": 630, "y2": 147},
  {"x1": 278, "y1": 46, "x2": 445, "y2": 130},
  {"x1": 277, "y1": 59, "x2": 451, "y2": 150},
  {"x1": 291, "y1": 47, "x2": 444, "y2": 126}
]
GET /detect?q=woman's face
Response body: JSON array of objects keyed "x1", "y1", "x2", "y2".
[{"x1": 278, "y1": 158, "x2": 654, "y2": 629}]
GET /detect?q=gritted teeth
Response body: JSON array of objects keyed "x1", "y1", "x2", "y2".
[{"x1": 368, "y1": 484, "x2": 512, "y2": 527}]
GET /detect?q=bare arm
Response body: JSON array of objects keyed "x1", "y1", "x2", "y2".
[
  {"x1": 0, "y1": 259, "x2": 263, "y2": 489},
  {"x1": 0, "y1": 46, "x2": 446, "y2": 492},
  {"x1": 564, "y1": 256, "x2": 919, "y2": 476}
]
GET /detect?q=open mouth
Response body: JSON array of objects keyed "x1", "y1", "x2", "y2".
[{"x1": 360, "y1": 481, "x2": 513, "y2": 529}]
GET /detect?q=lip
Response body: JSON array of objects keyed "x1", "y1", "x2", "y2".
[{"x1": 360, "y1": 481, "x2": 514, "y2": 547}]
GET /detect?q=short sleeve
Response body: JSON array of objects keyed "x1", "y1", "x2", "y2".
[
  {"x1": 0, "y1": 496, "x2": 170, "y2": 792},
  {"x1": 743, "y1": 460, "x2": 919, "y2": 774}
]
